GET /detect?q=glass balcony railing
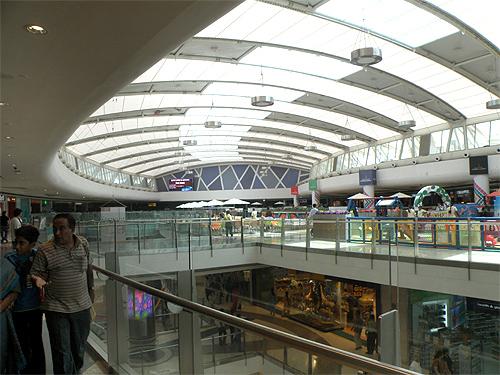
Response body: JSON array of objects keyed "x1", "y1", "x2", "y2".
[{"x1": 91, "y1": 264, "x2": 417, "y2": 375}]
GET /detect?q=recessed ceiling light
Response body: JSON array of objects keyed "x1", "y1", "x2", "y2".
[
  {"x1": 4, "y1": 136, "x2": 13, "y2": 140},
  {"x1": 25, "y1": 24, "x2": 47, "y2": 35},
  {"x1": 204, "y1": 121, "x2": 222, "y2": 129},
  {"x1": 0, "y1": 101, "x2": 8, "y2": 106}
]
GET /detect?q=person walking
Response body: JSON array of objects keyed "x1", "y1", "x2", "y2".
[
  {"x1": 31, "y1": 213, "x2": 94, "y2": 375},
  {"x1": 0, "y1": 211, "x2": 9, "y2": 244},
  {"x1": 9, "y1": 209, "x2": 23, "y2": 245},
  {"x1": 353, "y1": 313, "x2": 364, "y2": 350},
  {"x1": 365, "y1": 314, "x2": 377, "y2": 355},
  {"x1": 5, "y1": 225, "x2": 45, "y2": 374}
]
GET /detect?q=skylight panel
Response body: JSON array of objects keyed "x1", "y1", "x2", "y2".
[
  {"x1": 132, "y1": 59, "x2": 165, "y2": 83},
  {"x1": 240, "y1": 46, "x2": 362, "y2": 80},
  {"x1": 196, "y1": 1, "x2": 255, "y2": 38},
  {"x1": 316, "y1": 0, "x2": 457, "y2": 47},
  {"x1": 427, "y1": 0, "x2": 500, "y2": 48},
  {"x1": 244, "y1": 6, "x2": 305, "y2": 42}
]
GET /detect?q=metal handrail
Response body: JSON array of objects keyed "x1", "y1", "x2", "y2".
[{"x1": 92, "y1": 265, "x2": 418, "y2": 375}]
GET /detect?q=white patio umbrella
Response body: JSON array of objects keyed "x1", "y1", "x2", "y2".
[
  {"x1": 274, "y1": 201, "x2": 285, "y2": 205},
  {"x1": 390, "y1": 192, "x2": 412, "y2": 199},
  {"x1": 223, "y1": 198, "x2": 250, "y2": 205},
  {"x1": 207, "y1": 199, "x2": 224, "y2": 206},
  {"x1": 250, "y1": 202, "x2": 263, "y2": 206},
  {"x1": 176, "y1": 203, "x2": 187, "y2": 209},
  {"x1": 348, "y1": 193, "x2": 371, "y2": 200}
]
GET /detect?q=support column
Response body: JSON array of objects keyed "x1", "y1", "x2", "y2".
[
  {"x1": 177, "y1": 270, "x2": 203, "y2": 375},
  {"x1": 293, "y1": 196, "x2": 299, "y2": 208},
  {"x1": 473, "y1": 174, "x2": 490, "y2": 205},
  {"x1": 363, "y1": 185, "x2": 375, "y2": 209},
  {"x1": 312, "y1": 190, "x2": 320, "y2": 206}
]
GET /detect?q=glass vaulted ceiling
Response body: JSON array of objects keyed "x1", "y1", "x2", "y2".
[{"x1": 66, "y1": 0, "x2": 499, "y2": 178}]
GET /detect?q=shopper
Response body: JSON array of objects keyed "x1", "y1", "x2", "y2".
[
  {"x1": 0, "y1": 250, "x2": 23, "y2": 374},
  {"x1": 365, "y1": 314, "x2": 377, "y2": 355},
  {"x1": 5, "y1": 225, "x2": 45, "y2": 374},
  {"x1": 31, "y1": 213, "x2": 94, "y2": 375},
  {"x1": 353, "y1": 313, "x2": 364, "y2": 350},
  {"x1": 9, "y1": 208, "x2": 23, "y2": 245},
  {"x1": 223, "y1": 210, "x2": 234, "y2": 238},
  {"x1": 0, "y1": 211, "x2": 9, "y2": 243}
]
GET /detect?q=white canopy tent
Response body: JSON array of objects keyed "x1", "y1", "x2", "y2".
[{"x1": 223, "y1": 198, "x2": 250, "y2": 205}]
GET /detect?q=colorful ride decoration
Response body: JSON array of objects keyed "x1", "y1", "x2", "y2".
[{"x1": 413, "y1": 185, "x2": 452, "y2": 209}]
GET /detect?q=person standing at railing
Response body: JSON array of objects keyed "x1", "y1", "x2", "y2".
[
  {"x1": 365, "y1": 314, "x2": 377, "y2": 355},
  {"x1": 223, "y1": 210, "x2": 234, "y2": 238},
  {"x1": 30, "y1": 213, "x2": 95, "y2": 375}
]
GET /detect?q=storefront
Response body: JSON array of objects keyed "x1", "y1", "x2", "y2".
[
  {"x1": 408, "y1": 291, "x2": 499, "y2": 374},
  {"x1": 253, "y1": 268, "x2": 379, "y2": 340}
]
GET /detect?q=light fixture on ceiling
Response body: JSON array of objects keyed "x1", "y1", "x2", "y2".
[
  {"x1": 25, "y1": 24, "x2": 47, "y2": 35},
  {"x1": 350, "y1": 47, "x2": 382, "y2": 66},
  {"x1": 486, "y1": 99, "x2": 500, "y2": 110},
  {"x1": 399, "y1": 103, "x2": 417, "y2": 129},
  {"x1": 341, "y1": 134, "x2": 356, "y2": 141},
  {"x1": 398, "y1": 120, "x2": 416, "y2": 128},
  {"x1": 0, "y1": 101, "x2": 8, "y2": 107},
  {"x1": 251, "y1": 66, "x2": 274, "y2": 107},
  {"x1": 304, "y1": 145, "x2": 317, "y2": 151},
  {"x1": 4, "y1": 136, "x2": 13, "y2": 140},
  {"x1": 182, "y1": 139, "x2": 197, "y2": 146},
  {"x1": 251, "y1": 95, "x2": 274, "y2": 107},
  {"x1": 350, "y1": 14, "x2": 382, "y2": 67},
  {"x1": 204, "y1": 120, "x2": 222, "y2": 129}
]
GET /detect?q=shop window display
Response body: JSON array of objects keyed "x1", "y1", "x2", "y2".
[
  {"x1": 273, "y1": 271, "x2": 377, "y2": 341},
  {"x1": 409, "y1": 291, "x2": 499, "y2": 374}
]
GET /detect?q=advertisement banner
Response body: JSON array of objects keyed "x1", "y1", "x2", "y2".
[
  {"x1": 469, "y1": 155, "x2": 489, "y2": 175},
  {"x1": 290, "y1": 185, "x2": 298, "y2": 195}
]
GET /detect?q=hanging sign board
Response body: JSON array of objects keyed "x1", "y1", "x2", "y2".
[
  {"x1": 290, "y1": 185, "x2": 299, "y2": 195},
  {"x1": 359, "y1": 170, "x2": 377, "y2": 186},
  {"x1": 469, "y1": 155, "x2": 488, "y2": 175},
  {"x1": 308, "y1": 179, "x2": 317, "y2": 191}
]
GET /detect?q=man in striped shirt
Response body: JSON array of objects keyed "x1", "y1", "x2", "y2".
[{"x1": 31, "y1": 213, "x2": 94, "y2": 374}]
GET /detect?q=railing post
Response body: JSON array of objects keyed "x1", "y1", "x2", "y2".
[
  {"x1": 335, "y1": 217, "x2": 340, "y2": 264},
  {"x1": 209, "y1": 216, "x2": 213, "y2": 257},
  {"x1": 305, "y1": 218, "x2": 311, "y2": 260},
  {"x1": 211, "y1": 336, "x2": 216, "y2": 372},
  {"x1": 137, "y1": 224, "x2": 141, "y2": 264},
  {"x1": 370, "y1": 220, "x2": 376, "y2": 270},
  {"x1": 188, "y1": 222, "x2": 192, "y2": 271},
  {"x1": 283, "y1": 345, "x2": 288, "y2": 374},
  {"x1": 308, "y1": 353, "x2": 313, "y2": 375},
  {"x1": 280, "y1": 217, "x2": 285, "y2": 257},
  {"x1": 467, "y1": 218, "x2": 472, "y2": 280},
  {"x1": 241, "y1": 217, "x2": 245, "y2": 254},
  {"x1": 413, "y1": 218, "x2": 419, "y2": 274},
  {"x1": 174, "y1": 219, "x2": 178, "y2": 261},
  {"x1": 96, "y1": 222, "x2": 101, "y2": 266},
  {"x1": 143, "y1": 223, "x2": 146, "y2": 250}
]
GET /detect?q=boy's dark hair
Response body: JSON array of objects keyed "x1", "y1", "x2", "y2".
[
  {"x1": 13, "y1": 208, "x2": 22, "y2": 217},
  {"x1": 53, "y1": 213, "x2": 76, "y2": 231},
  {"x1": 15, "y1": 225, "x2": 40, "y2": 244}
]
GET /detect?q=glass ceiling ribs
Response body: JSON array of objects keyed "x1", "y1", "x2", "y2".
[{"x1": 64, "y1": 0, "x2": 499, "y2": 178}]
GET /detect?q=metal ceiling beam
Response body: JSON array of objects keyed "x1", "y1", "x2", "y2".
[
  {"x1": 138, "y1": 156, "x2": 312, "y2": 175},
  {"x1": 84, "y1": 106, "x2": 371, "y2": 144},
  {"x1": 66, "y1": 124, "x2": 345, "y2": 150},
  {"x1": 118, "y1": 79, "x2": 405, "y2": 134},
  {"x1": 82, "y1": 135, "x2": 333, "y2": 158},
  {"x1": 188, "y1": 37, "x2": 466, "y2": 120},
  {"x1": 103, "y1": 144, "x2": 321, "y2": 166},
  {"x1": 118, "y1": 147, "x2": 318, "y2": 170}
]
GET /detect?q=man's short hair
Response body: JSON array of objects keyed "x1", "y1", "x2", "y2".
[
  {"x1": 15, "y1": 225, "x2": 40, "y2": 244},
  {"x1": 313, "y1": 204, "x2": 317, "y2": 208},
  {"x1": 13, "y1": 208, "x2": 22, "y2": 217},
  {"x1": 53, "y1": 213, "x2": 76, "y2": 231}
]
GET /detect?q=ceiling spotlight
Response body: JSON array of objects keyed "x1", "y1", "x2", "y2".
[
  {"x1": 204, "y1": 120, "x2": 222, "y2": 129},
  {"x1": 341, "y1": 134, "x2": 356, "y2": 141},
  {"x1": 174, "y1": 151, "x2": 186, "y2": 156},
  {"x1": 182, "y1": 139, "x2": 197, "y2": 146},
  {"x1": 251, "y1": 96, "x2": 274, "y2": 107},
  {"x1": 486, "y1": 99, "x2": 500, "y2": 110},
  {"x1": 398, "y1": 120, "x2": 416, "y2": 128},
  {"x1": 350, "y1": 47, "x2": 382, "y2": 66},
  {"x1": 0, "y1": 101, "x2": 8, "y2": 107},
  {"x1": 4, "y1": 136, "x2": 13, "y2": 140},
  {"x1": 304, "y1": 145, "x2": 317, "y2": 151},
  {"x1": 25, "y1": 24, "x2": 47, "y2": 35}
]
